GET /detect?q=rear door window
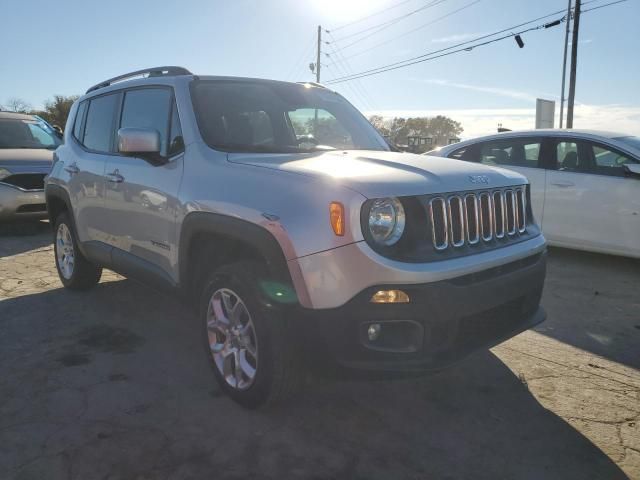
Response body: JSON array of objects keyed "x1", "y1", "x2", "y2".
[
  {"x1": 556, "y1": 141, "x2": 581, "y2": 171},
  {"x1": 83, "y1": 94, "x2": 119, "y2": 152}
]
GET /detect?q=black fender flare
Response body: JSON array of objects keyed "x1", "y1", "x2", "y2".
[
  {"x1": 178, "y1": 212, "x2": 295, "y2": 298},
  {"x1": 44, "y1": 184, "x2": 73, "y2": 223}
]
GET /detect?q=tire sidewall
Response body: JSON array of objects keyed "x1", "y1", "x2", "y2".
[
  {"x1": 200, "y1": 264, "x2": 279, "y2": 408},
  {"x1": 53, "y1": 213, "x2": 78, "y2": 288}
]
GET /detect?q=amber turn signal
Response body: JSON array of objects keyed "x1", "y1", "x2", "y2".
[
  {"x1": 329, "y1": 202, "x2": 345, "y2": 236},
  {"x1": 370, "y1": 290, "x2": 410, "y2": 304}
]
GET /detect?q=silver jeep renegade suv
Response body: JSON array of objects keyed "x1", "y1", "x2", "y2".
[{"x1": 45, "y1": 67, "x2": 546, "y2": 407}]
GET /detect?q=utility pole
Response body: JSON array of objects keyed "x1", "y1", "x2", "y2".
[
  {"x1": 559, "y1": 0, "x2": 572, "y2": 128},
  {"x1": 316, "y1": 25, "x2": 322, "y2": 83},
  {"x1": 566, "y1": 0, "x2": 581, "y2": 128}
]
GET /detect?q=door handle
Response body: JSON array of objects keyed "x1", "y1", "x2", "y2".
[
  {"x1": 64, "y1": 163, "x2": 79, "y2": 175},
  {"x1": 550, "y1": 181, "x2": 574, "y2": 188},
  {"x1": 106, "y1": 170, "x2": 124, "y2": 183}
]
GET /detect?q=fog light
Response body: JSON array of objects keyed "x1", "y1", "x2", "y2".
[
  {"x1": 370, "y1": 289, "x2": 410, "y2": 304},
  {"x1": 367, "y1": 323, "x2": 381, "y2": 341}
]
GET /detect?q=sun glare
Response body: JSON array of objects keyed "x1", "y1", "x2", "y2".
[{"x1": 312, "y1": 0, "x2": 392, "y2": 22}]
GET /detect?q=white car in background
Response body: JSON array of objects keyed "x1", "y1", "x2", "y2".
[{"x1": 428, "y1": 130, "x2": 640, "y2": 258}]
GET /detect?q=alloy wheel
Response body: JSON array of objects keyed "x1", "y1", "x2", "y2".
[
  {"x1": 206, "y1": 288, "x2": 259, "y2": 390},
  {"x1": 56, "y1": 223, "x2": 75, "y2": 280}
]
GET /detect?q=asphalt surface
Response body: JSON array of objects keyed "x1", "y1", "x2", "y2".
[{"x1": 1, "y1": 222, "x2": 639, "y2": 479}]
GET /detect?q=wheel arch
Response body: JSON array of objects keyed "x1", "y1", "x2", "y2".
[
  {"x1": 179, "y1": 212, "x2": 306, "y2": 306},
  {"x1": 45, "y1": 184, "x2": 72, "y2": 225}
]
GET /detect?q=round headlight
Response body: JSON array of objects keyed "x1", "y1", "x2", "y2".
[{"x1": 368, "y1": 197, "x2": 405, "y2": 246}]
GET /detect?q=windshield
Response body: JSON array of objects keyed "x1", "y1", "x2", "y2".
[
  {"x1": 0, "y1": 118, "x2": 62, "y2": 149},
  {"x1": 613, "y1": 136, "x2": 640, "y2": 151},
  {"x1": 190, "y1": 80, "x2": 389, "y2": 154}
]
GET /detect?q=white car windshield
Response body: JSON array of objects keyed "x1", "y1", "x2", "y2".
[{"x1": 0, "y1": 118, "x2": 61, "y2": 150}]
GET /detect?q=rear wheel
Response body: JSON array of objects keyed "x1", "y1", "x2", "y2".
[
  {"x1": 53, "y1": 212, "x2": 102, "y2": 290},
  {"x1": 200, "y1": 261, "x2": 303, "y2": 408}
]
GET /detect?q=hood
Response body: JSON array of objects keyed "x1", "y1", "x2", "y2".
[
  {"x1": 228, "y1": 150, "x2": 527, "y2": 198},
  {"x1": 0, "y1": 149, "x2": 53, "y2": 173}
]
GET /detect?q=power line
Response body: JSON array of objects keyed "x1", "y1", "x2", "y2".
[
  {"x1": 324, "y1": 4, "x2": 580, "y2": 84},
  {"x1": 324, "y1": 37, "x2": 377, "y2": 109},
  {"x1": 326, "y1": 0, "x2": 482, "y2": 65},
  {"x1": 329, "y1": 0, "x2": 417, "y2": 32},
  {"x1": 325, "y1": 0, "x2": 626, "y2": 85},
  {"x1": 326, "y1": 18, "x2": 567, "y2": 84},
  {"x1": 325, "y1": 0, "x2": 620, "y2": 84},
  {"x1": 581, "y1": 0, "x2": 628, "y2": 13},
  {"x1": 329, "y1": 0, "x2": 448, "y2": 44},
  {"x1": 327, "y1": 5, "x2": 570, "y2": 71}
]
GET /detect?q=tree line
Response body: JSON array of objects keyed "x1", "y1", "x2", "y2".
[
  {"x1": 368, "y1": 115, "x2": 463, "y2": 153},
  {"x1": 1, "y1": 95, "x2": 78, "y2": 130}
]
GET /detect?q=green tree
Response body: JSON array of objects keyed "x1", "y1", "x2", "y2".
[
  {"x1": 427, "y1": 115, "x2": 463, "y2": 146},
  {"x1": 32, "y1": 95, "x2": 79, "y2": 130},
  {"x1": 368, "y1": 115, "x2": 390, "y2": 137},
  {"x1": 368, "y1": 115, "x2": 463, "y2": 151}
]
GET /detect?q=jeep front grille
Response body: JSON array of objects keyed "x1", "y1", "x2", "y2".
[{"x1": 428, "y1": 186, "x2": 527, "y2": 251}]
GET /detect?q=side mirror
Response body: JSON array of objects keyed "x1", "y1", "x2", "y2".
[
  {"x1": 623, "y1": 163, "x2": 640, "y2": 178},
  {"x1": 117, "y1": 128, "x2": 166, "y2": 165}
]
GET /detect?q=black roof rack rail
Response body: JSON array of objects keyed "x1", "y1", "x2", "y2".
[{"x1": 86, "y1": 66, "x2": 193, "y2": 94}]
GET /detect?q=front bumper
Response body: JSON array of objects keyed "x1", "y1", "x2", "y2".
[
  {"x1": 0, "y1": 184, "x2": 47, "y2": 221},
  {"x1": 298, "y1": 250, "x2": 546, "y2": 373}
]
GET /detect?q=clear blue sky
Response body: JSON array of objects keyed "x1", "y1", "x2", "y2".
[{"x1": 1, "y1": 0, "x2": 638, "y2": 135}]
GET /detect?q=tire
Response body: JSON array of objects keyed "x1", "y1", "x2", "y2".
[
  {"x1": 200, "y1": 261, "x2": 304, "y2": 408},
  {"x1": 53, "y1": 212, "x2": 102, "y2": 290}
]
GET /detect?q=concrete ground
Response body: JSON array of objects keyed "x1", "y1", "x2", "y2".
[{"x1": 1, "y1": 222, "x2": 638, "y2": 480}]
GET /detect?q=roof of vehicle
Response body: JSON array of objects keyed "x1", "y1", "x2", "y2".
[
  {"x1": 433, "y1": 129, "x2": 639, "y2": 155},
  {"x1": 491, "y1": 129, "x2": 629, "y2": 139},
  {"x1": 459, "y1": 129, "x2": 633, "y2": 142},
  {"x1": 0, "y1": 111, "x2": 35, "y2": 120},
  {"x1": 80, "y1": 66, "x2": 330, "y2": 102}
]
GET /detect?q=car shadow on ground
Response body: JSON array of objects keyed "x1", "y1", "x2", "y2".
[
  {"x1": 535, "y1": 247, "x2": 640, "y2": 370},
  {"x1": 0, "y1": 278, "x2": 628, "y2": 479},
  {"x1": 0, "y1": 221, "x2": 51, "y2": 257}
]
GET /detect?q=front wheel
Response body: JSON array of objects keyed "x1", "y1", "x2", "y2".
[
  {"x1": 200, "y1": 261, "x2": 303, "y2": 408},
  {"x1": 53, "y1": 212, "x2": 102, "y2": 290}
]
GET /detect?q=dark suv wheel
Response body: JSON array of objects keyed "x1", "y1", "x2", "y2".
[
  {"x1": 53, "y1": 212, "x2": 102, "y2": 290},
  {"x1": 200, "y1": 261, "x2": 303, "y2": 408}
]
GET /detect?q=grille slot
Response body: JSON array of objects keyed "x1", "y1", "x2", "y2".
[
  {"x1": 505, "y1": 190, "x2": 516, "y2": 235},
  {"x1": 493, "y1": 191, "x2": 505, "y2": 238},
  {"x1": 428, "y1": 197, "x2": 448, "y2": 250},
  {"x1": 464, "y1": 194, "x2": 480, "y2": 245},
  {"x1": 516, "y1": 189, "x2": 526, "y2": 233},
  {"x1": 447, "y1": 196, "x2": 465, "y2": 247},
  {"x1": 479, "y1": 192, "x2": 493, "y2": 242},
  {"x1": 428, "y1": 186, "x2": 527, "y2": 251}
]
